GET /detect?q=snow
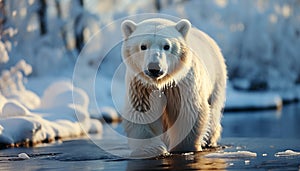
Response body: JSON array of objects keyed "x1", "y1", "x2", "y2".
[
  {"x1": 0, "y1": 41, "x2": 9, "y2": 63},
  {"x1": 4, "y1": 0, "x2": 300, "y2": 91},
  {"x1": 0, "y1": 74, "x2": 102, "y2": 147},
  {"x1": 2, "y1": 101, "x2": 30, "y2": 117},
  {"x1": 274, "y1": 150, "x2": 300, "y2": 157},
  {"x1": 205, "y1": 151, "x2": 257, "y2": 158},
  {"x1": 0, "y1": 0, "x2": 299, "y2": 147},
  {"x1": 225, "y1": 83, "x2": 283, "y2": 111}
]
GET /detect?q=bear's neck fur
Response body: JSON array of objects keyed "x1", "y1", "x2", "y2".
[{"x1": 129, "y1": 76, "x2": 179, "y2": 113}]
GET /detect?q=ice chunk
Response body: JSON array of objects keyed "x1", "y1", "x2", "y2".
[
  {"x1": 18, "y1": 153, "x2": 30, "y2": 159},
  {"x1": 244, "y1": 160, "x2": 250, "y2": 165},
  {"x1": 205, "y1": 151, "x2": 257, "y2": 158},
  {"x1": 275, "y1": 150, "x2": 300, "y2": 157}
]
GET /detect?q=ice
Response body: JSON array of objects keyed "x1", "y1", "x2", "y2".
[
  {"x1": 244, "y1": 160, "x2": 250, "y2": 165},
  {"x1": 18, "y1": 153, "x2": 30, "y2": 160},
  {"x1": 275, "y1": 150, "x2": 300, "y2": 157},
  {"x1": 205, "y1": 151, "x2": 257, "y2": 158}
]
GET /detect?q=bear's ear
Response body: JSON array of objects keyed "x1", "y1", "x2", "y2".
[
  {"x1": 121, "y1": 20, "x2": 137, "y2": 38},
  {"x1": 175, "y1": 19, "x2": 191, "y2": 38}
]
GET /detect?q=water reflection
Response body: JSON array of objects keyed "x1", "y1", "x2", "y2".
[
  {"x1": 222, "y1": 103, "x2": 300, "y2": 139},
  {"x1": 126, "y1": 152, "x2": 227, "y2": 171}
]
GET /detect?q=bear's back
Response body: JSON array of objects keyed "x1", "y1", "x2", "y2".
[{"x1": 187, "y1": 28, "x2": 226, "y2": 87}]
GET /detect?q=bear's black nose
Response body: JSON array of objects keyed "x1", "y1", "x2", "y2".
[{"x1": 145, "y1": 62, "x2": 164, "y2": 78}]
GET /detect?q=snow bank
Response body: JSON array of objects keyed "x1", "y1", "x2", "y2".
[
  {"x1": 205, "y1": 151, "x2": 257, "y2": 158},
  {"x1": 225, "y1": 83, "x2": 283, "y2": 111},
  {"x1": 275, "y1": 150, "x2": 300, "y2": 157},
  {"x1": 0, "y1": 81, "x2": 102, "y2": 147}
]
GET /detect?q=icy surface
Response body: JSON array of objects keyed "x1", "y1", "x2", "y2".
[
  {"x1": 205, "y1": 151, "x2": 257, "y2": 158},
  {"x1": 275, "y1": 150, "x2": 300, "y2": 157},
  {"x1": 1, "y1": 128, "x2": 300, "y2": 170}
]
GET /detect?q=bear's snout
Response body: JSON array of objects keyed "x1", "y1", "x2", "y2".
[{"x1": 145, "y1": 62, "x2": 164, "y2": 78}]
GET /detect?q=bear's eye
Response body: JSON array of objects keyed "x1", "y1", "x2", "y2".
[
  {"x1": 163, "y1": 44, "x2": 170, "y2": 51},
  {"x1": 140, "y1": 45, "x2": 147, "y2": 51}
]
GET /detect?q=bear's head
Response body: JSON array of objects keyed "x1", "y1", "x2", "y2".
[{"x1": 121, "y1": 18, "x2": 192, "y2": 89}]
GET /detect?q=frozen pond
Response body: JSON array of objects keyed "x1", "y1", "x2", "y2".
[{"x1": 0, "y1": 103, "x2": 300, "y2": 170}]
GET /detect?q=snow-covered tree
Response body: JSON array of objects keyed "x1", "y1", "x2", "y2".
[
  {"x1": 160, "y1": 0, "x2": 300, "y2": 91},
  {"x1": 0, "y1": 0, "x2": 101, "y2": 76},
  {"x1": 1, "y1": 0, "x2": 300, "y2": 91}
]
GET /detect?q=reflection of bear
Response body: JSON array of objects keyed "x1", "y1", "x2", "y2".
[{"x1": 121, "y1": 18, "x2": 227, "y2": 157}]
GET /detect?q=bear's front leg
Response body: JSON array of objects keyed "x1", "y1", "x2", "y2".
[
  {"x1": 123, "y1": 78, "x2": 169, "y2": 157},
  {"x1": 123, "y1": 119, "x2": 168, "y2": 158},
  {"x1": 165, "y1": 95, "x2": 211, "y2": 153}
]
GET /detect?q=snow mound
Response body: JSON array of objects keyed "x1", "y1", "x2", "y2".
[
  {"x1": 0, "y1": 81, "x2": 102, "y2": 147},
  {"x1": 40, "y1": 81, "x2": 89, "y2": 109},
  {"x1": 7, "y1": 90, "x2": 41, "y2": 110},
  {"x1": 275, "y1": 150, "x2": 300, "y2": 157},
  {"x1": 2, "y1": 100, "x2": 30, "y2": 117},
  {"x1": 205, "y1": 151, "x2": 257, "y2": 158}
]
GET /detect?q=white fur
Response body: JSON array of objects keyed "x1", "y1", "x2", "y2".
[{"x1": 121, "y1": 18, "x2": 227, "y2": 157}]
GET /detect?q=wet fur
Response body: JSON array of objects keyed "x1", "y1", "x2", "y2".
[{"x1": 121, "y1": 18, "x2": 227, "y2": 157}]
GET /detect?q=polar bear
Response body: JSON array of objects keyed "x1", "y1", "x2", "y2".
[{"x1": 121, "y1": 18, "x2": 227, "y2": 157}]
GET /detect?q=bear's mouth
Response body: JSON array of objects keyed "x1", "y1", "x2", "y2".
[
  {"x1": 144, "y1": 69, "x2": 165, "y2": 79},
  {"x1": 140, "y1": 72, "x2": 174, "y2": 90}
]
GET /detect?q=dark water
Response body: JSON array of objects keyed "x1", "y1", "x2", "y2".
[{"x1": 1, "y1": 103, "x2": 300, "y2": 171}]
